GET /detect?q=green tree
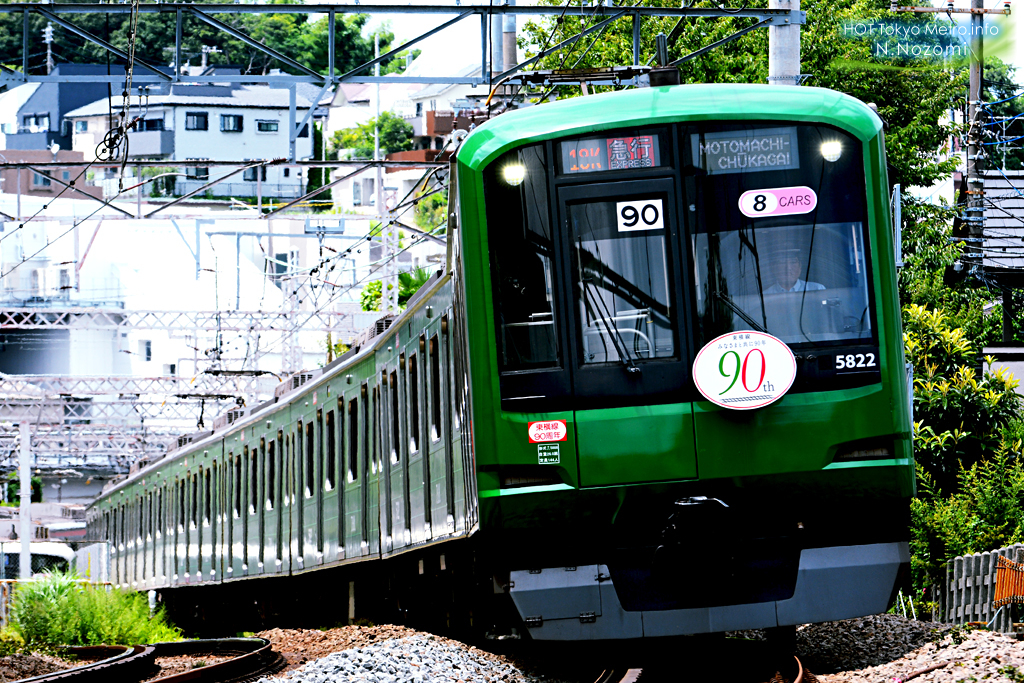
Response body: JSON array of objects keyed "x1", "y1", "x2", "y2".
[
  {"x1": 414, "y1": 186, "x2": 447, "y2": 231},
  {"x1": 0, "y1": 2, "x2": 397, "y2": 81},
  {"x1": 329, "y1": 111, "x2": 414, "y2": 160},
  {"x1": 360, "y1": 268, "x2": 433, "y2": 312},
  {"x1": 306, "y1": 122, "x2": 331, "y2": 209}
]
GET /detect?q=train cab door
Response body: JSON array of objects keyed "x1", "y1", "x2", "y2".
[{"x1": 556, "y1": 178, "x2": 698, "y2": 487}]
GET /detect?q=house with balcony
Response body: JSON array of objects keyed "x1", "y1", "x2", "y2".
[
  {"x1": 0, "y1": 64, "x2": 166, "y2": 153},
  {"x1": 65, "y1": 80, "x2": 323, "y2": 199}
]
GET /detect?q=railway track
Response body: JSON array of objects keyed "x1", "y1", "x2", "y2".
[
  {"x1": 594, "y1": 655, "x2": 809, "y2": 683},
  {"x1": 18, "y1": 637, "x2": 284, "y2": 683}
]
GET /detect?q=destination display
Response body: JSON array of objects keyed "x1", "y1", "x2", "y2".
[
  {"x1": 693, "y1": 127, "x2": 799, "y2": 175},
  {"x1": 560, "y1": 134, "x2": 662, "y2": 174}
]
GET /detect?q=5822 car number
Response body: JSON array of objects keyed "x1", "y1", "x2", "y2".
[{"x1": 835, "y1": 352, "x2": 877, "y2": 371}]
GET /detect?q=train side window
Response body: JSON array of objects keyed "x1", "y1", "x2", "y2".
[
  {"x1": 430, "y1": 335, "x2": 442, "y2": 441},
  {"x1": 191, "y1": 474, "x2": 198, "y2": 530},
  {"x1": 348, "y1": 397, "x2": 359, "y2": 482},
  {"x1": 156, "y1": 490, "x2": 162, "y2": 536},
  {"x1": 291, "y1": 433, "x2": 298, "y2": 501},
  {"x1": 250, "y1": 446, "x2": 258, "y2": 515},
  {"x1": 389, "y1": 371, "x2": 400, "y2": 463},
  {"x1": 305, "y1": 421, "x2": 315, "y2": 497},
  {"x1": 408, "y1": 353, "x2": 420, "y2": 453},
  {"x1": 204, "y1": 470, "x2": 211, "y2": 526},
  {"x1": 178, "y1": 481, "x2": 185, "y2": 532},
  {"x1": 297, "y1": 422, "x2": 305, "y2": 497},
  {"x1": 362, "y1": 384, "x2": 369, "y2": 477},
  {"x1": 317, "y1": 410, "x2": 327, "y2": 491},
  {"x1": 267, "y1": 439, "x2": 276, "y2": 510},
  {"x1": 326, "y1": 410, "x2": 336, "y2": 489},
  {"x1": 372, "y1": 386, "x2": 381, "y2": 471},
  {"x1": 234, "y1": 454, "x2": 242, "y2": 517}
]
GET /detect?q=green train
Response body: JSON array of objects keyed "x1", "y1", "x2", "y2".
[{"x1": 88, "y1": 83, "x2": 914, "y2": 639}]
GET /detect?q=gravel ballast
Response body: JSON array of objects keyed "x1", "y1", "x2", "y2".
[
  {"x1": 254, "y1": 616, "x2": 1024, "y2": 683},
  {"x1": 254, "y1": 632, "x2": 562, "y2": 683}
]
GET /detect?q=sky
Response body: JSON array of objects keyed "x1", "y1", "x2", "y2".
[
  {"x1": 306, "y1": 0, "x2": 1024, "y2": 87},
  {"x1": 309, "y1": 0, "x2": 538, "y2": 77}
]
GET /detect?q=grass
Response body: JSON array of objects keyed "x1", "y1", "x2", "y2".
[{"x1": 6, "y1": 570, "x2": 182, "y2": 648}]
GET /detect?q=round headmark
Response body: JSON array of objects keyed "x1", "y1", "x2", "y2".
[{"x1": 692, "y1": 331, "x2": 796, "y2": 410}]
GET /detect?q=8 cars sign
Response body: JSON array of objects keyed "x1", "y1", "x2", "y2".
[{"x1": 692, "y1": 331, "x2": 796, "y2": 410}]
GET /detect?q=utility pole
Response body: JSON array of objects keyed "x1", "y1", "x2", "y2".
[
  {"x1": 767, "y1": 0, "x2": 801, "y2": 85},
  {"x1": 19, "y1": 422, "x2": 31, "y2": 580},
  {"x1": 892, "y1": 1, "x2": 1009, "y2": 337},
  {"x1": 373, "y1": 34, "x2": 399, "y2": 315},
  {"x1": 42, "y1": 23, "x2": 53, "y2": 75}
]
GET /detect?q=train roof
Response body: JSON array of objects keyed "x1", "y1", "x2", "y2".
[{"x1": 457, "y1": 84, "x2": 884, "y2": 172}]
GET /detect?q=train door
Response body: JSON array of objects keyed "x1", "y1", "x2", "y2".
[
  {"x1": 251, "y1": 440, "x2": 264, "y2": 573},
  {"x1": 301, "y1": 414, "x2": 319, "y2": 568},
  {"x1": 218, "y1": 459, "x2": 228, "y2": 579},
  {"x1": 264, "y1": 432, "x2": 279, "y2": 572},
  {"x1": 323, "y1": 403, "x2": 340, "y2": 563},
  {"x1": 367, "y1": 382, "x2": 382, "y2": 555},
  {"x1": 342, "y1": 385, "x2": 363, "y2": 557},
  {"x1": 189, "y1": 472, "x2": 200, "y2": 580},
  {"x1": 387, "y1": 358, "x2": 410, "y2": 549},
  {"x1": 202, "y1": 466, "x2": 213, "y2": 581},
  {"x1": 406, "y1": 341, "x2": 428, "y2": 544},
  {"x1": 556, "y1": 178, "x2": 698, "y2": 486},
  {"x1": 378, "y1": 369, "x2": 393, "y2": 554},
  {"x1": 313, "y1": 407, "x2": 325, "y2": 565},
  {"x1": 425, "y1": 322, "x2": 452, "y2": 537}
]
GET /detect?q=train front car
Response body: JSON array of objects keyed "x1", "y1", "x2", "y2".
[{"x1": 456, "y1": 84, "x2": 913, "y2": 640}]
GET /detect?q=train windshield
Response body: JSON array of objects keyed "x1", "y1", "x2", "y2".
[
  {"x1": 485, "y1": 144, "x2": 560, "y2": 372},
  {"x1": 689, "y1": 124, "x2": 873, "y2": 346}
]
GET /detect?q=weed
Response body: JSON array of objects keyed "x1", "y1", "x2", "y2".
[
  {"x1": 998, "y1": 665, "x2": 1024, "y2": 682},
  {"x1": 8, "y1": 570, "x2": 182, "y2": 647}
]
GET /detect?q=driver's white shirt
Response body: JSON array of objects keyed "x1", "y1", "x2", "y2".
[{"x1": 765, "y1": 278, "x2": 825, "y2": 294}]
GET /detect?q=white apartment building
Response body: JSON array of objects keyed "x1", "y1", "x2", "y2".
[{"x1": 65, "y1": 84, "x2": 318, "y2": 198}]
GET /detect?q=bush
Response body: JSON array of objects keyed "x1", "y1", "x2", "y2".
[
  {"x1": 9, "y1": 571, "x2": 181, "y2": 647},
  {"x1": 910, "y1": 444, "x2": 1024, "y2": 601},
  {"x1": 905, "y1": 304, "x2": 1021, "y2": 493}
]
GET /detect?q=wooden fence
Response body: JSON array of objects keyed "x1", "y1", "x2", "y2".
[{"x1": 941, "y1": 543, "x2": 1024, "y2": 632}]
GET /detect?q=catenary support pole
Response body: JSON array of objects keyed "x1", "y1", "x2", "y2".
[
  {"x1": 19, "y1": 422, "x2": 30, "y2": 580},
  {"x1": 491, "y1": 12, "x2": 503, "y2": 76},
  {"x1": 503, "y1": 0, "x2": 516, "y2": 77},
  {"x1": 767, "y1": 0, "x2": 800, "y2": 85},
  {"x1": 966, "y1": 0, "x2": 985, "y2": 269}
]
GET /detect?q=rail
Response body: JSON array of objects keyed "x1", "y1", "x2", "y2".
[{"x1": 6, "y1": 637, "x2": 279, "y2": 683}]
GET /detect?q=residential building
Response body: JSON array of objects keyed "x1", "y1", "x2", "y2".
[
  {"x1": 0, "y1": 64, "x2": 163, "y2": 153},
  {"x1": 0, "y1": 150, "x2": 103, "y2": 203},
  {"x1": 65, "y1": 81, "x2": 320, "y2": 198}
]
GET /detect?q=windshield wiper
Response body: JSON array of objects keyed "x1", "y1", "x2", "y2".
[
  {"x1": 581, "y1": 276, "x2": 640, "y2": 373},
  {"x1": 712, "y1": 290, "x2": 769, "y2": 334}
]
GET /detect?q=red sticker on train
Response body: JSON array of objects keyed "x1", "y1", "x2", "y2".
[{"x1": 528, "y1": 420, "x2": 568, "y2": 443}]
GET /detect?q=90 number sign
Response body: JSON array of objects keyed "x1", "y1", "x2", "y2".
[
  {"x1": 692, "y1": 331, "x2": 797, "y2": 410},
  {"x1": 616, "y1": 199, "x2": 664, "y2": 232}
]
